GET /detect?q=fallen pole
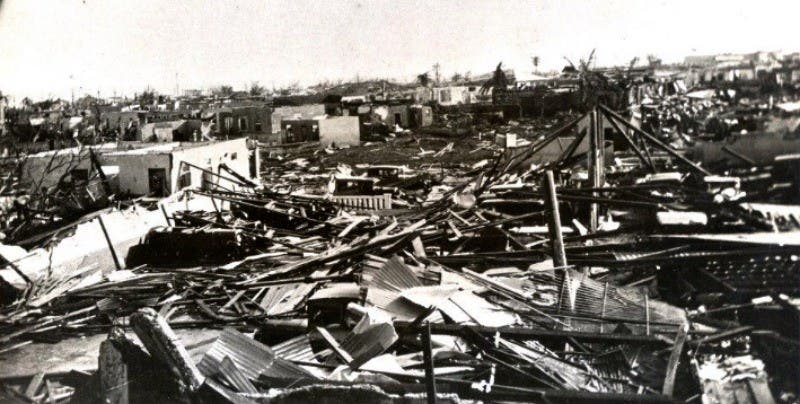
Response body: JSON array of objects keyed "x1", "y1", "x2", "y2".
[
  {"x1": 97, "y1": 216, "x2": 122, "y2": 271},
  {"x1": 543, "y1": 170, "x2": 567, "y2": 268},
  {"x1": 396, "y1": 322, "x2": 669, "y2": 346}
]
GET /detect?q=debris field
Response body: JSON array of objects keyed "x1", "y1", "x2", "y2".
[{"x1": 1, "y1": 99, "x2": 799, "y2": 404}]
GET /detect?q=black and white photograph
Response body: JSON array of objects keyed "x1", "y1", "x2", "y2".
[{"x1": 0, "y1": 0, "x2": 799, "y2": 402}]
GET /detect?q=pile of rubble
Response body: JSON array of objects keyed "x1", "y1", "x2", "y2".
[{"x1": 1, "y1": 104, "x2": 798, "y2": 403}]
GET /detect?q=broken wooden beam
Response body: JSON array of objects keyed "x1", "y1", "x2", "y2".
[
  {"x1": 395, "y1": 322, "x2": 668, "y2": 346},
  {"x1": 662, "y1": 321, "x2": 689, "y2": 396},
  {"x1": 96, "y1": 216, "x2": 122, "y2": 271},
  {"x1": 129, "y1": 308, "x2": 205, "y2": 392},
  {"x1": 422, "y1": 322, "x2": 437, "y2": 404}
]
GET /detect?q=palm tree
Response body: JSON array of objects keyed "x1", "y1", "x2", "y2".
[
  {"x1": 417, "y1": 72, "x2": 431, "y2": 87},
  {"x1": 212, "y1": 85, "x2": 234, "y2": 97},
  {"x1": 137, "y1": 90, "x2": 156, "y2": 106},
  {"x1": 564, "y1": 50, "x2": 611, "y2": 110},
  {"x1": 451, "y1": 73, "x2": 463, "y2": 84},
  {"x1": 565, "y1": 50, "x2": 638, "y2": 110},
  {"x1": 249, "y1": 82, "x2": 266, "y2": 96},
  {"x1": 480, "y1": 62, "x2": 510, "y2": 94}
]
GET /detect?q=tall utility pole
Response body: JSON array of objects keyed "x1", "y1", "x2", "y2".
[
  {"x1": 433, "y1": 63, "x2": 441, "y2": 86},
  {"x1": 70, "y1": 74, "x2": 75, "y2": 106}
]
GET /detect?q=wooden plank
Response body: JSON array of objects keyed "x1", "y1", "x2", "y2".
[
  {"x1": 129, "y1": 308, "x2": 205, "y2": 391},
  {"x1": 24, "y1": 371, "x2": 45, "y2": 399},
  {"x1": 315, "y1": 326, "x2": 353, "y2": 364},
  {"x1": 662, "y1": 322, "x2": 689, "y2": 396}
]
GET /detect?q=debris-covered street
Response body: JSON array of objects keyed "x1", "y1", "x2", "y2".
[{"x1": 1, "y1": 1, "x2": 800, "y2": 403}]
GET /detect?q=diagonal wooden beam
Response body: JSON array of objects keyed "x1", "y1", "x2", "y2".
[
  {"x1": 600, "y1": 104, "x2": 711, "y2": 176},
  {"x1": 601, "y1": 109, "x2": 656, "y2": 172}
]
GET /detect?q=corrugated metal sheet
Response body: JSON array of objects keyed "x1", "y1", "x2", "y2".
[
  {"x1": 260, "y1": 283, "x2": 316, "y2": 315},
  {"x1": 198, "y1": 328, "x2": 316, "y2": 384},
  {"x1": 197, "y1": 328, "x2": 275, "y2": 381},
  {"x1": 337, "y1": 322, "x2": 398, "y2": 368},
  {"x1": 362, "y1": 256, "x2": 422, "y2": 292},
  {"x1": 271, "y1": 335, "x2": 317, "y2": 362},
  {"x1": 219, "y1": 356, "x2": 258, "y2": 394}
]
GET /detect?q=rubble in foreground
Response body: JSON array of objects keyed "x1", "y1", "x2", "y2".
[{"x1": 1, "y1": 102, "x2": 799, "y2": 404}]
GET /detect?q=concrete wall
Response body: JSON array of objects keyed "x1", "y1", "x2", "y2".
[
  {"x1": 19, "y1": 149, "x2": 96, "y2": 191},
  {"x1": 101, "y1": 111, "x2": 141, "y2": 131},
  {"x1": 384, "y1": 105, "x2": 410, "y2": 128},
  {"x1": 433, "y1": 86, "x2": 483, "y2": 106},
  {"x1": 281, "y1": 119, "x2": 320, "y2": 144},
  {"x1": 271, "y1": 104, "x2": 326, "y2": 134},
  {"x1": 108, "y1": 139, "x2": 251, "y2": 196},
  {"x1": 170, "y1": 138, "x2": 251, "y2": 193},
  {"x1": 319, "y1": 116, "x2": 360, "y2": 148},
  {"x1": 214, "y1": 106, "x2": 271, "y2": 139},
  {"x1": 140, "y1": 121, "x2": 185, "y2": 142},
  {"x1": 112, "y1": 152, "x2": 172, "y2": 195},
  {"x1": 20, "y1": 139, "x2": 253, "y2": 197}
]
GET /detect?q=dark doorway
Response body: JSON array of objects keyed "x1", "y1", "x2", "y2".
[
  {"x1": 201, "y1": 169, "x2": 214, "y2": 191},
  {"x1": 394, "y1": 113, "x2": 402, "y2": 127},
  {"x1": 148, "y1": 168, "x2": 168, "y2": 197},
  {"x1": 70, "y1": 169, "x2": 89, "y2": 183}
]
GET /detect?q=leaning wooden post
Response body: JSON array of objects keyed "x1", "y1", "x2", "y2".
[
  {"x1": 543, "y1": 170, "x2": 567, "y2": 268},
  {"x1": 160, "y1": 203, "x2": 171, "y2": 226},
  {"x1": 97, "y1": 216, "x2": 122, "y2": 271},
  {"x1": 662, "y1": 321, "x2": 689, "y2": 396}
]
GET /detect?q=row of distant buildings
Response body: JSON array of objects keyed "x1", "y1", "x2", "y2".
[
  {"x1": 6, "y1": 51, "x2": 800, "y2": 147},
  {"x1": 682, "y1": 51, "x2": 800, "y2": 85},
  {"x1": 5, "y1": 87, "x2": 452, "y2": 149}
]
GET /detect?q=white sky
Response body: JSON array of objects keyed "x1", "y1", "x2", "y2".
[{"x1": 1, "y1": 0, "x2": 798, "y2": 101}]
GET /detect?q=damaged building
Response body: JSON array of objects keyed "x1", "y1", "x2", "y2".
[{"x1": 19, "y1": 138, "x2": 254, "y2": 197}]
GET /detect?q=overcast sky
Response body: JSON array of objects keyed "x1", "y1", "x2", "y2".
[{"x1": 1, "y1": 0, "x2": 798, "y2": 102}]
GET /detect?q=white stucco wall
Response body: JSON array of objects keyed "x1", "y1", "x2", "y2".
[
  {"x1": 112, "y1": 153, "x2": 172, "y2": 195},
  {"x1": 19, "y1": 149, "x2": 94, "y2": 191},
  {"x1": 319, "y1": 116, "x2": 360, "y2": 148},
  {"x1": 19, "y1": 139, "x2": 253, "y2": 197},
  {"x1": 170, "y1": 138, "x2": 251, "y2": 193}
]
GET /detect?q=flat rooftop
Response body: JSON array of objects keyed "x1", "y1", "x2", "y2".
[{"x1": 26, "y1": 139, "x2": 242, "y2": 159}]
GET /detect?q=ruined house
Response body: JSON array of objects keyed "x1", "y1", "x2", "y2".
[{"x1": 19, "y1": 138, "x2": 253, "y2": 197}]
